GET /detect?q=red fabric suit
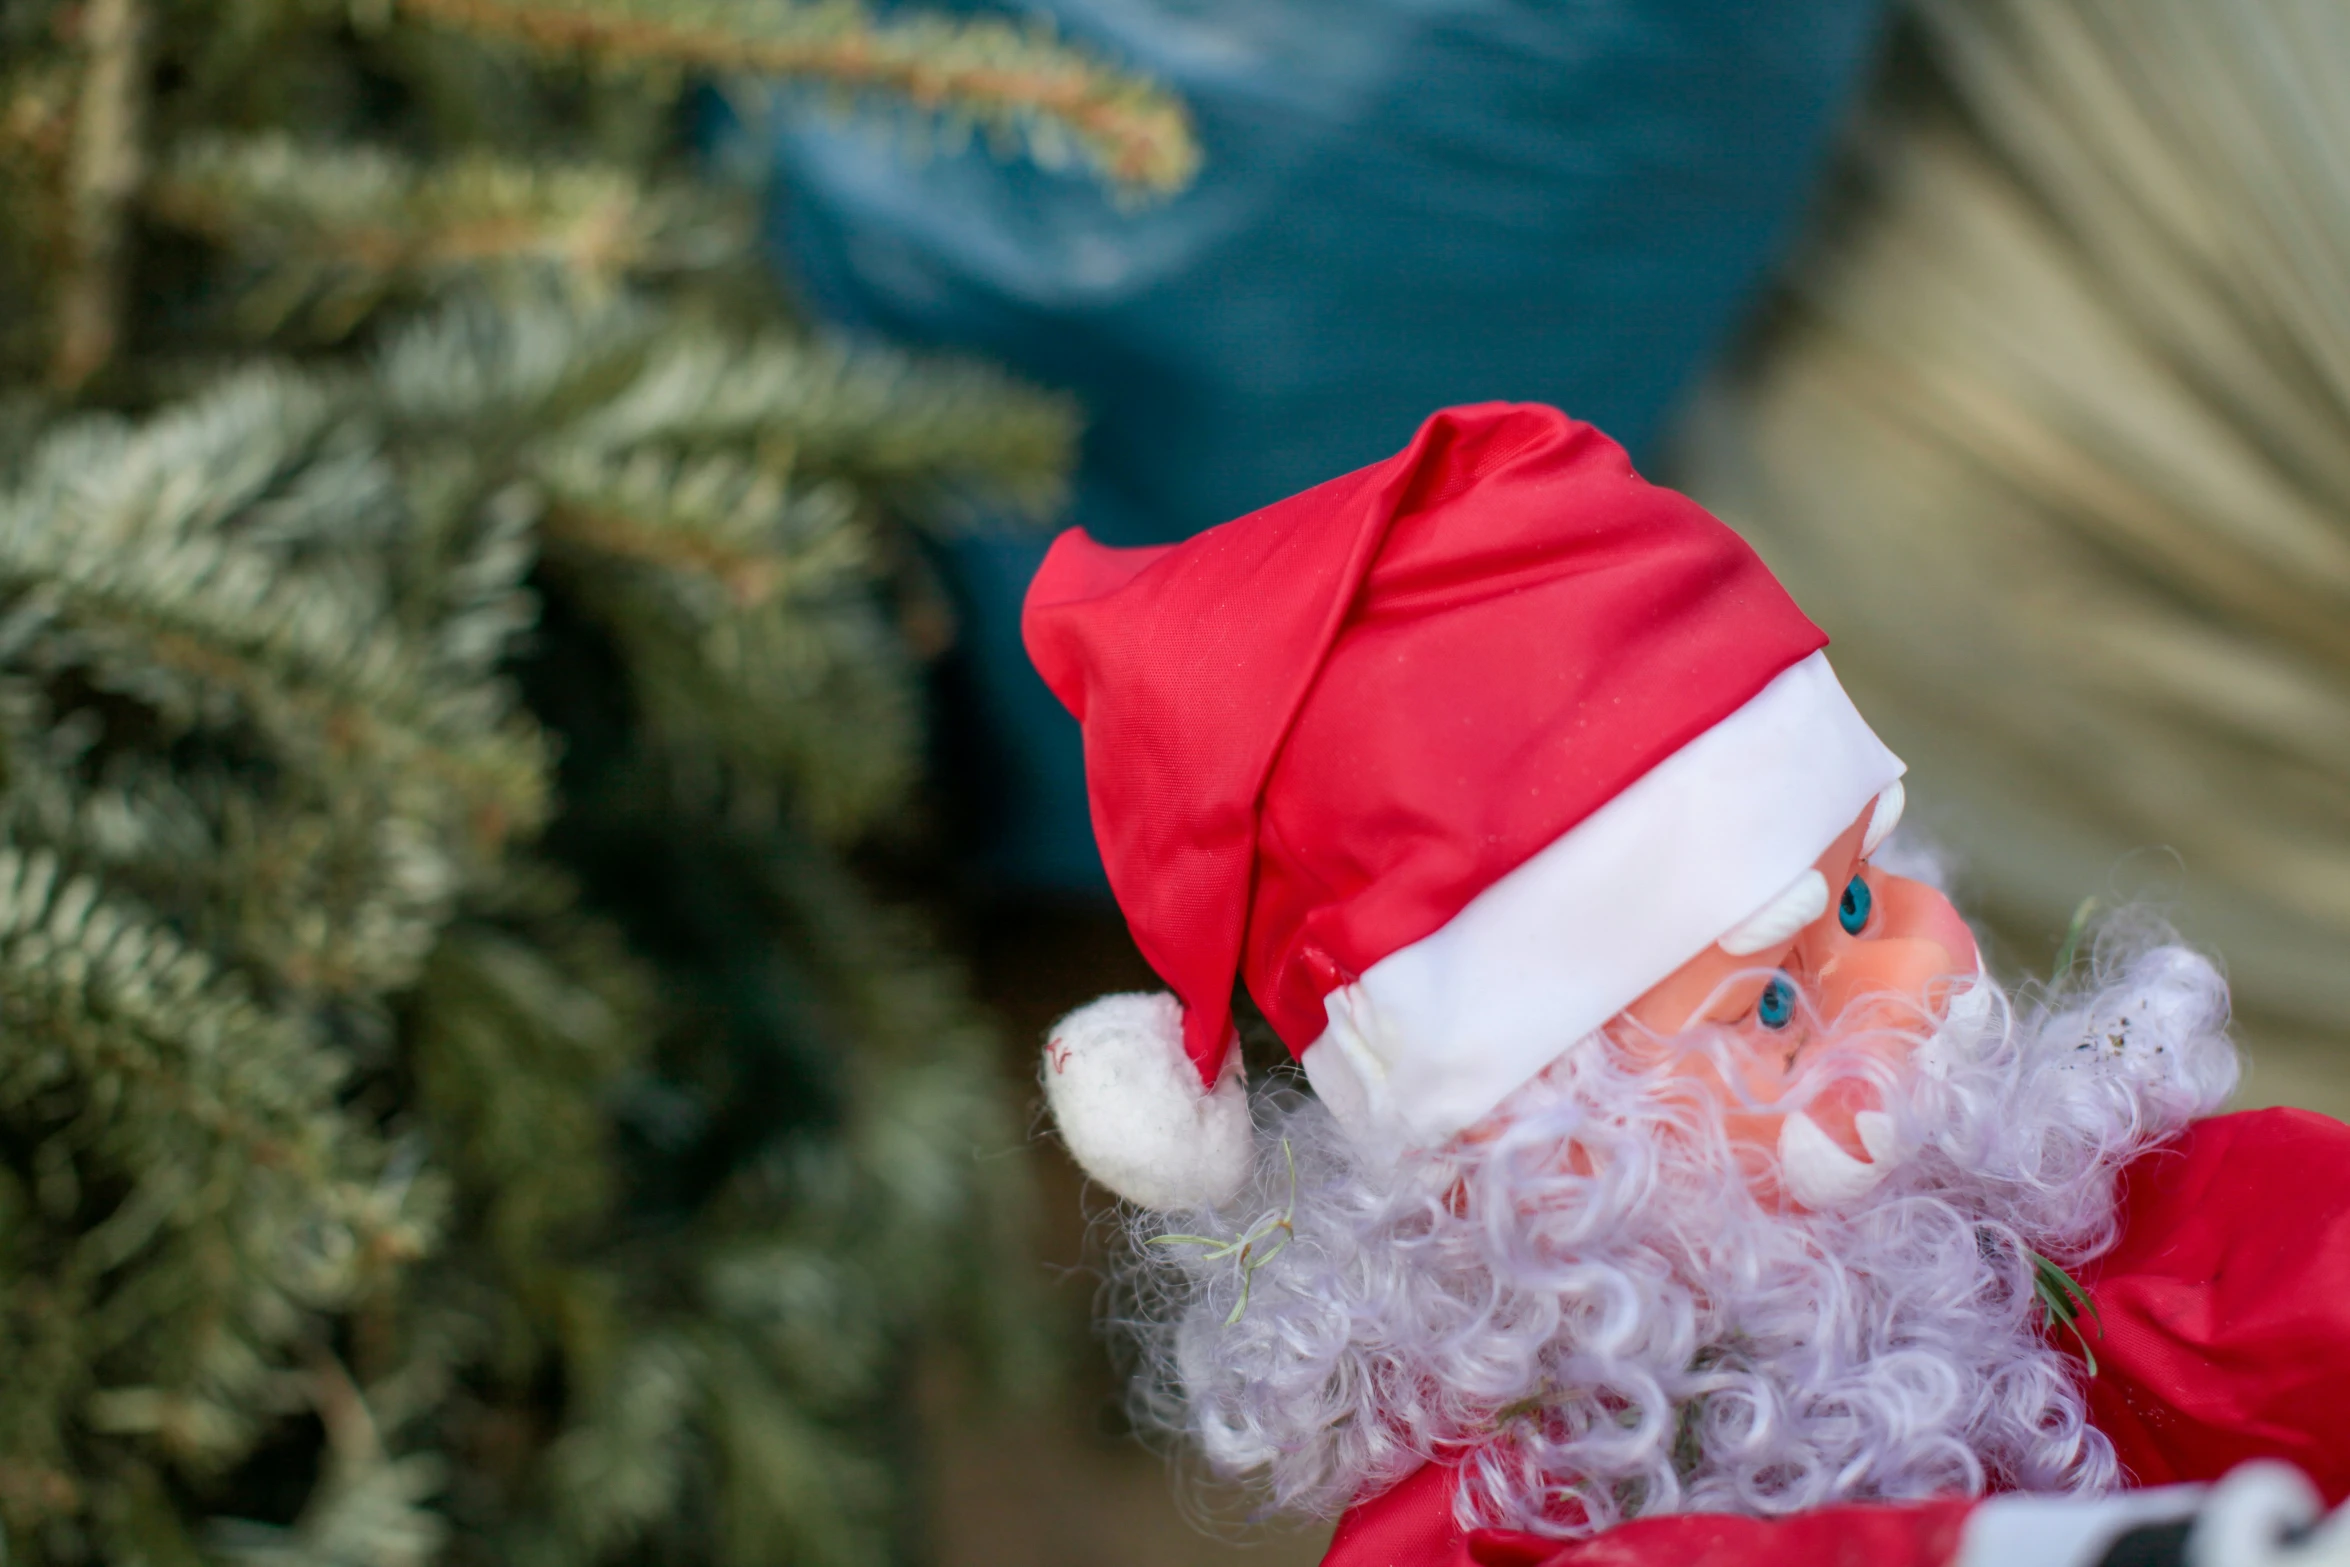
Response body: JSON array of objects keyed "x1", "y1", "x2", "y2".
[{"x1": 1320, "y1": 1108, "x2": 2350, "y2": 1567}]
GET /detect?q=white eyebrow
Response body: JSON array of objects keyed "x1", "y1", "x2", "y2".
[
  {"x1": 1861, "y1": 780, "x2": 1906, "y2": 858},
  {"x1": 1718, "y1": 869, "x2": 1830, "y2": 955}
]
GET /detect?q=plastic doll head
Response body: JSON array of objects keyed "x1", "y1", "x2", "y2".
[{"x1": 1609, "y1": 800, "x2": 1979, "y2": 1208}]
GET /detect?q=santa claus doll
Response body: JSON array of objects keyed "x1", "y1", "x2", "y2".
[{"x1": 1021, "y1": 404, "x2": 2350, "y2": 1567}]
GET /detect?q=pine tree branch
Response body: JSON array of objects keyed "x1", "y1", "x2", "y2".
[
  {"x1": 540, "y1": 1333, "x2": 696, "y2": 1555},
  {"x1": 373, "y1": 290, "x2": 651, "y2": 440},
  {"x1": 0, "y1": 375, "x2": 551, "y2": 1006},
  {"x1": 535, "y1": 446, "x2": 869, "y2": 607},
  {"x1": 148, "y1": 137, "x2": 746, "y2": 338},
  {"x1": 571, "y1": 330, "x2": 1079, "y2": 521},
  {"x1": 50, "y1": 0, "x2": 146, "y2": 392},
  {"x1": 410, "y1": 911, "x2": 647, "y2": 1283},
  {"x1": 0, "y1": 850, "x2": 332, "y2": 1175},
  {"x1": 694, "y1": 1327, "x2": 891, "y2": 1567},
  {"x1": 0, "y1": 708, "x2": 221, "y2": 902},
  {"x1": 0, "y1": 843, "x2": 439, "y2": 1477},
  {"x1": 208, "y1": 1352, "x2": 449, "y2": 1567},
  {"x1": 2, "y1": 373, "x2": 549, "y2": 848},
  {"x1": 704, "y1": 829, "x2": 1049, "y2": 1390},
  {"x1": 154, "y1": 137, "x2": 739, "y2": 274},
  {"x1": 544, "y1": 499, "x2": 800, "y2": 605},
  {"x1": 398, "y1": 0, "x2": 1199, "y2": 195},
  {"x1": 557, "y1": 552, "x2": 921, "y2": 838},
  {"x1": 2, "y1": 0, "x2": 1072, "y2": 1552},
  {"x1": 380, "y1": 294, "x2": 1079, "y2": 521}
]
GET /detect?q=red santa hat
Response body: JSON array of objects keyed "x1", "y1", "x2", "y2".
[{"x1": 1024, "y1": 404, "x2": 1905, "y2": 1209}]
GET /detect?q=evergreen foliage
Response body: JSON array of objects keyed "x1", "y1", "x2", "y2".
[{"x1": 0, "y1": 1, "x2": 1193, "y2": 1562}]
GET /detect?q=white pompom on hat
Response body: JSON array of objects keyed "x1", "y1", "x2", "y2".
[{"x1": 1041, "y1": 993, "x2": 1252, "y2": 1212}]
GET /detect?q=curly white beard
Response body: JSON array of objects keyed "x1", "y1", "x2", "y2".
[{"x1": 1117, "y1": 916, "x2": 2239, "y2": 1539}]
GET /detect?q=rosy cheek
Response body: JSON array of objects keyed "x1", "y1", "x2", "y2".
[{"x1": 1817, "y1": 936, "x2": 1975, "y2": 1027}]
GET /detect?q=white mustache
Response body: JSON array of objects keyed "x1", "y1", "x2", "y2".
[
  {"x1": 1778, "y1": 1108, "x2": 1900, "y2": 1209},
  {"x1": 1778, "y1": 960, "x2": 1998, "y2": 1208}
]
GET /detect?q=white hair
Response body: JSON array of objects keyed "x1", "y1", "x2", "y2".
[{"x1": 1116, "y1": 911, "x2": 2237, "y2": 1538}]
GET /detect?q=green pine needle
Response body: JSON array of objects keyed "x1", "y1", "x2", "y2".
[
  {"x1": 2051, "y1": 895, "x2": 2098, "y2": 982},
  {"x1": 2029, "y1": 1249, "x2": 2103, "y2": 1376},
  {"x1": 1151, "y1": 1138, "x2": 1297, "y2": 1325}
]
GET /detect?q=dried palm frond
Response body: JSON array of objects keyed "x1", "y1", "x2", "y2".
[{"x1": 1676, "y1": 0, "x2": 2350, "y2": 1102}]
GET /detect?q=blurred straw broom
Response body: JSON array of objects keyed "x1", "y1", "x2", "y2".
[{"x1": 1675, "y1": 0, "x2": 2350, "y2": 1108}]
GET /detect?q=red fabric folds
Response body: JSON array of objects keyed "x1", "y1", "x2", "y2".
[
  {"x1": 1322, "y1": 1462, "x2": 1474, "y2": 1567},
  {"x1": 1468, "y1": 1501, "x2": 1973, "y2": 1567},
  {"x1": 1319, "y1": 1461, "x2": 1969, "y2": 1567},
  {"x1": 2078, "y1": 1106, "x2": 2350, "y2": 1503}
]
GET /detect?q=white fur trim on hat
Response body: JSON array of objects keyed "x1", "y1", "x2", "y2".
[
  {"x1": 1301, "y1": 650, "x2": 1904, "y2": 1156},
  {"x1": 1041, "y1": 992, "x2": 1252, "y2": 1211}
]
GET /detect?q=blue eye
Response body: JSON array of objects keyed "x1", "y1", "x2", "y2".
[
  {"x1": 1839, "y1": 874, "x2": 1872, "y2": 936},
  {"x1": 1757, "y1": 976, "x2": 1796, "y2": 1030}
]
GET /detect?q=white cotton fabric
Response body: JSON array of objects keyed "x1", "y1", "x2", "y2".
[
  {"x1": 1303, "y1": 651, "x2": 1903, "y2": 1156},
  {"x1": 2190, "y1": 1463, "x2": 2331, "y2": 1567},
  {"x1": 1957, "y1": 1486, "x2": 2205, "y2": 1567}
]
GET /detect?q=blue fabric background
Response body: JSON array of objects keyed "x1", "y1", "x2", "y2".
[{"x1": 755, "y1": 0, "x2": 1888, "y2": 888}]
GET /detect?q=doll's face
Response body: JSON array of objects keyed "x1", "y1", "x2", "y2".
[{"x1": 1608, "y1": 804, "x2": 1979, "y2": 1202}]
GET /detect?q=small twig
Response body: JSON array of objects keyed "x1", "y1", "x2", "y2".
[
  {"x1": 397, "y1": 0, "x2": 1197, "y2": 194},
  {"x1": 51, "y1": 0, "x2": 148, "y2": 391},
  {"x1": 1152, "y1": 1138, "x2": 1297, "y2": 1325},
  {"x1": 305, "y1": 1345, "x2": 388, "y2": 1470},
  {"x1": 542, "y1": 499, "x2": 791, "y2": 606}
]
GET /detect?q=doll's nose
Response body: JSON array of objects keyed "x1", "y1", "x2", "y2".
[
  {"x1": 1875, "y1": 872, "x2": 1978, "y2": 975},
  {"x1": 1812, "y1": 872, "x2": 1979, "y2": 1020}
]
